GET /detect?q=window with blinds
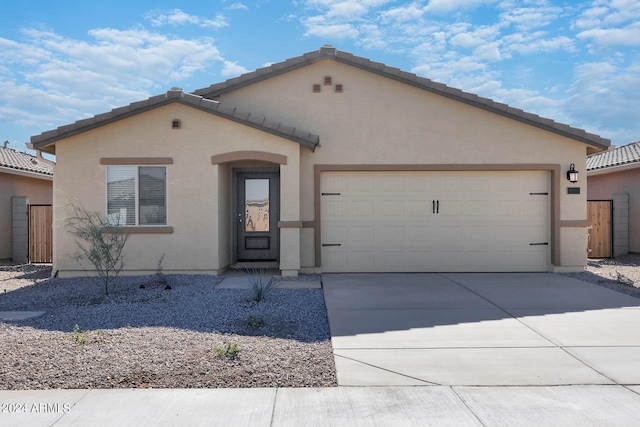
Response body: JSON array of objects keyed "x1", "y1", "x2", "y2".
[{"x1": 106, "y1": 166, "x2": 167, "y2": 226}]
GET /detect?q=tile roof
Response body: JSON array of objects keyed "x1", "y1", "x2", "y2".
[
  {"x1": 195, "y1": 45, "x2": 610, "y2": 153},
  {"x1": 587, "y1": 141, "x2": 640, "y2": 171},
  {"x1": 31, "y1": 89, "x2": 320, "y2": 154},
  {"x1": 0, "y1": 144, "x2": 54, "y2": 177}
]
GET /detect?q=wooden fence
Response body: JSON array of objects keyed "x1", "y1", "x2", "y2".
[
  {"x1": 29, "y1": 205, "x2": 53, "y2": 263},
  {"x1": 587, "y1": 200, "x2": 612, "y2": 258}
]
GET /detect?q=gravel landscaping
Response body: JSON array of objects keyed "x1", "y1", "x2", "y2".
[
  {"x1": 1, "y1": 255, "x2": 639, "y2": 390},
  {"x1": 0, "y1": 267, "x2": 337, "y2": 389},
  {"x1": 562, "y1": 253, "x2": 640, "y2": 299}
]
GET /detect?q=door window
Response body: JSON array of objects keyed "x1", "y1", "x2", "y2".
[{"x1": 245, "y1": 179, "x2": 270, "y2": 232}]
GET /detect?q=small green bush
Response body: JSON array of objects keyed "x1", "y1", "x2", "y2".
[{"x1": 215, "y1": 337, "x2": 241, "y2": 359}]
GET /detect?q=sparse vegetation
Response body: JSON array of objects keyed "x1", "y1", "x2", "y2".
[
  {"x1": 243, "y1": 266, "x2": 276, "y2": 302},
  {"x1": 215, "y1": 337, "x2": 242, "y2": 359},
  {"x1": 72, "y1": 324, "x2": 88, "y2": 344},
  {"x1": 65, "y1": 203, "x2": 130, "y2": 295}
]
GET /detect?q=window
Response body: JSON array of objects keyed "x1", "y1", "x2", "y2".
[{"x1": 106, "y1": 166, "x2": 167, "y2": 226}]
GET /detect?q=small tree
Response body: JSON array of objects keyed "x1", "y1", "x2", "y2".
[{"x1": 66, "y1": 203, "x2": 130, "y2": 295}]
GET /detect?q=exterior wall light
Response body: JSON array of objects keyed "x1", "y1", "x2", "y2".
[{"x1": 567, "y1": 163, "x2": 579, "y2": 183}]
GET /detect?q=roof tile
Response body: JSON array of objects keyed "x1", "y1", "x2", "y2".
[
  {"x1": 0, "y1": 145, "x2": 53, "y2": 176},
  {"x1": 587, "y1": 141, "x2": 640, "y2": 170}
]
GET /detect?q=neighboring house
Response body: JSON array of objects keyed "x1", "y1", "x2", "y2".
[
  {"x1": 587, "y1": 141, "x2": 640, "y2": 256},
  {"x1": 0, "y1": 142, "x2": 54, "y2": 262},
  {"x1": 30, "y1": 46, "x2": 610, "y2": 277}
]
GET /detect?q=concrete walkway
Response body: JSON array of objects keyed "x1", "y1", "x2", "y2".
[
  {"x1": 323, "y1": 273, "x2": 640, "y2": 386},
  {"x1": 3, "y1": 272, "x2": 640, "y2": 426},
  {"x1": 2, "y1": 385, "x2": 640, "y2": 426}
]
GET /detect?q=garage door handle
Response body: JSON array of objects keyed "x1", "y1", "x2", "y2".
[
  {"x1": 437, "y1": 200, "x2": 439, "y2": 214},
  {"x1": 433, "y1": 200, "x2": 439, "y2": 214},
  {"x1": 529, "y1": 242, "x2": 549, "y2": 246},
  {"x1": 322, "y1": 243, "x2": 342, "y2": 247}
]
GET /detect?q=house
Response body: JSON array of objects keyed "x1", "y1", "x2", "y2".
[
  {"x1": 30, "y1": 46, "x2": 610, "y2": 277},
  {"x1": 0, "y1": 142, "x2": 54, "y2": 263},
  {"x1": 587, "y1": 141, "x2": 640, "y2": 257}
]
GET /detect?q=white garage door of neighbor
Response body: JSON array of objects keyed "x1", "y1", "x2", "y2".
[{"x1": 321, "y1": 171, "x2": 551, "y2": 273}]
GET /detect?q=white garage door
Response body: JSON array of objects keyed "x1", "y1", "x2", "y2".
[{"x1": 321, "y1": 171, "x2": 550, "y2": 272}]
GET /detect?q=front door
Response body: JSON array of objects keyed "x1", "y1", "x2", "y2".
[{"x1": 235, "y1": 170, "x2": 280, "y2": 261}]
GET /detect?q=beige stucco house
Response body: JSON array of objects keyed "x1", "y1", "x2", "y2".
[
  {"x1": 0, "y1": 142, "x2": 53, "y2": 262},
  {"x1": 587, "y1": 141, "x2": 640, "y2": 256},
  {"x1": 31, "y1": 46, "x2": 610, "y2": 277}
]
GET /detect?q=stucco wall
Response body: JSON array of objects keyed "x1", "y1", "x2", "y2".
[
  {"x1": 219, "y1": 60, "x2": 591, "y2": 271},
  {"x1": 588, "y1": 167, "x2": 640, "y2": 253},
  {"x1": 0, "y1": 172, "x2": 52, "y2": 260},
  {"x1": 53, "y1": 103, "x2": 300, "y2": 276}
]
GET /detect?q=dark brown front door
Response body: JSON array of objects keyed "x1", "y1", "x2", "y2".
[{"x1": 235, "y1": 170, "x2": 279, "y2": 261}]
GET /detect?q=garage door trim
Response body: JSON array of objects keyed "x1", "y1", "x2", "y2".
[{"x1": 313, "y1": 164, "x2": 563, "y2": 269}]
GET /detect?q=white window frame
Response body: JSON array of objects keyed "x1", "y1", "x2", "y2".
[{"x1": 105, "y1": 165, "x2": 168, "y2": 227}]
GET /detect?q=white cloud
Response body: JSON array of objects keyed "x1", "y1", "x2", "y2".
[
  {"x1": 572, "y1": 5, "x2": 608, "y2": 29},
  {"x1": 566, "y1": 60, "x2": 640, "y2": 142},
  {"x1": 380, "y1": 4, "x2": 425, "y2": 23},
  {"x1": 227, "y1": 3, "x2": 249, "y2": 11},
  {"x1": 577, "y1": 22, "x2": 640, "y2": 46},
  {"x1": 474, "y1": 42, "x2": 501, "y2": 62},
  {"x1": 303, "y1": 16, "x2": 360, "y2": 38},
  {"x1": 450, "y1": 31, "x2": 483, "y2": 49},
  {"x1": 449, "y1": 24, "x2": 501, "y2": 49},
  {"x1": 145, "y1": 9, "x2": 228, "y2": 29},
  {"x1": 221, "y1": 60, "x2": 249, "y2": 77},
  {"x1": 573, "y1": 0, "x2": 640, "y2": 47},
  {"x1": 425, "y1": 0, "x2": 499, "y2": 14},
  {"x1": 603, "y1": 0, "x2": 640, "y2": 25},
  {"x1": 356, "y1": 23, "x2": 388, "y2": 49},
  {"x1": 299, "y1": 0, "x2": 394, "y2": 41},
  {"x1": 504, "y1": 34, "x2": 574, "y2": 54},
  {"x1": 0, "y1": 27, "x2": 228, "y2": 132},
  {"x1": 326, "y1": 2, "x2": 368, "y2": 18},
  {"x1": 498, "y1": 5, "x2": 564, "y2": 31}
]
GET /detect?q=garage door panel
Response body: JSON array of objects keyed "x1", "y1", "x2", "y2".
[
  {"x1": 323, "y1": 200, "x2": 349, "y2": 216},
  {"x1": 350, "y1": 200, "x2": 375, "y2": 216},
  {"x1": 321, "y1": 171, "x2": 550, "y2": 273},
  {"x1": 377, "y1": 226, "x2": 407, "y2": 242},
  {"x1": 349, "y1": 226, "x2": 375, "y2": 242},
  {"x1": 324, "y1": 250, "x2": 348, "y2": 268},
  {"x1": 407, "y1": 225, "x2": 433, "y2": 241}
]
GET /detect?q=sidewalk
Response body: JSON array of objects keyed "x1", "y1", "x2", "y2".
[{"x1": 2, "y1": 385, "x2": 640, "y2": 426}]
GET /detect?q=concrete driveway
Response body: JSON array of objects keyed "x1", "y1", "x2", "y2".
[{"x1": 322, "y1": 273, "x2": 640, "y2": 386}]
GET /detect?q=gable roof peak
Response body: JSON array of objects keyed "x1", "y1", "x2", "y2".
[
  {"x1": 320, "y1": 44, "x2": 337, "y2": 55},
  {"x1": 194, "y1": 46, "x2": 609, "y2": 153}
]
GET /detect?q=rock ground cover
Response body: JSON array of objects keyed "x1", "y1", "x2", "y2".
[{"x1": 0, "y1": 268, "x2": 336, "y2": 389}]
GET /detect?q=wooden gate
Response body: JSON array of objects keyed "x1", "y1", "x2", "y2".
[
  {"x1": 29, "y1": 205, "x2": 53, "y2": 263},
  {"x1": 587, "y1": 200, "x2": 612, "y2": 258}
]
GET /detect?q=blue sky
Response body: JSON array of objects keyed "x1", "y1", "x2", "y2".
[{"x1": 1, "y1": 0, "x2": 639, "y2": 152}]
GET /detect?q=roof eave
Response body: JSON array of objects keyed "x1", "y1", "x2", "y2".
[
  {"x1": 588, "y1": 161, "x2": 640, "y2": 176},
  {"x1": 195, "y1": 46, "x2": 610, "y2": 151},
  {"x1": 0, "y1": 165, "x2": 54, "y2": 181},
  {"x1": 31, "y1": 91, "x2": 320, "y2": 151}
]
